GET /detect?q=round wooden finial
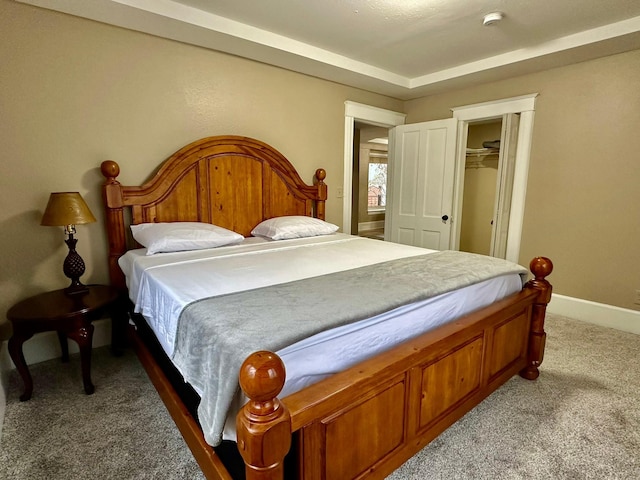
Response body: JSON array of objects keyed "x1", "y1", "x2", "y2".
[
  {"x1": 101, "y1": 160, "x2": 120, "y2": 179},
  {"x1": 315, "y1": 168, "x2": 326, "y2": 182},
  {"x1": 530, "y1": 256, "x2": 553, "y2": 280},
  {"x1": 239, "y1": 351, "x2": 286, "y2": 403}
]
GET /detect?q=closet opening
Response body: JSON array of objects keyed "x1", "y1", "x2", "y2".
[{"x1": 459, "y1": 114, "x2": 519, "y2": 258}]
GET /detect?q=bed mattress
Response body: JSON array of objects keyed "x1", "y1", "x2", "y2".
[{"x1": 119, "y1": 233, "x2": 523, "y2": 440}]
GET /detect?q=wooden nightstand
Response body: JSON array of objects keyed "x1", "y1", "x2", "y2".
[{"x1": 6, "y1": 285, "x2": 127, "y2": 401}]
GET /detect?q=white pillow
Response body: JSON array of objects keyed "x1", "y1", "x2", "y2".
[
  {"x1": 251, "y1": 216, "x2": 339, "y2": 240},
  {"x1": 131, "y1": 222, "x2": 244, "y2": 255}
]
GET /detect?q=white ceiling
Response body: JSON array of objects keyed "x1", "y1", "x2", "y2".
[{"x1": 19, "y1": 0, "x2": 640, "y2": 100}]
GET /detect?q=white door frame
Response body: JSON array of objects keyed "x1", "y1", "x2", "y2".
[
  {"x1": 451, "y1": 94, "x2": 538, "y2": 263},
  {"x1": 343, "y1": 101, "x2": 406, "y2": 234},
  {"x1": 489, "y1": 113, "x2": 520, "y2": 258}
]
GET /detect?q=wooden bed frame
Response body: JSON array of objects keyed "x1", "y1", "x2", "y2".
[{"x1": 100, "y1": 135, "x2": 552, "y2": 480}]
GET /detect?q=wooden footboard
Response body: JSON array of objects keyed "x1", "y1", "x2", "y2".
[{"x1": 237, "y1": 257, "x2": 552, "y2": 480}]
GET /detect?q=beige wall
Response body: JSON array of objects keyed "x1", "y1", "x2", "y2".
[
  {"x1": 2, "y1": 0, "x2": 639, "y2": 332},
  {"x1": 0, "y1": 0, "x2": 403, "y2": 337},
  {"x1": 405, "y1": 50, "x2": 640, "y2": 311}
]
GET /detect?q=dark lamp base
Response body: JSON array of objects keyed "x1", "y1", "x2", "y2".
[{"x1": 63, "y1": 235, "x2": 89, "y2": 296}]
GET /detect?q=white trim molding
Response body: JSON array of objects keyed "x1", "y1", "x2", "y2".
[
  {"x1": 358, "y1": 220, "x2": 385, "y2": 232},
  {"x1": 343, "y1": 102, "x2": 406, "y2": 234},
  {"x1": 16, "y1": 1, "x2": 640, "y2": 99},
  {"x1": 451, "y1": 94, "x2": 537, "y2": 120},
  {"x1": 548, "y1": 294, "x2": 640, "y2": 335},
  {"x1": 0, "y1": 341, "x2": 9, "y2": 443},
  {"x1": 345, "y1": 102, "x2": 407, "y2": 127},
  {"x1": 451, "y1": 94, "x2": 538, "y2": 263}
]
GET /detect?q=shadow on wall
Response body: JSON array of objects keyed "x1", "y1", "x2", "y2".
[
  {"x1": 1, "y1": 162, "x2": 112, "y2": 343},
  {"x1": 81, "y1": 165, "x2": 112, "y2": 288},
  {"x1": 0, "y1": 209, "x2": 62, "y2": 340}
]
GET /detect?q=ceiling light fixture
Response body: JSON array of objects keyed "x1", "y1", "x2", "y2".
[{"x1": 483, "y1": 12, "x2": 503, "y2": 26}]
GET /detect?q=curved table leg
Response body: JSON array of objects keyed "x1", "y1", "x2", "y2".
[
  {"x1": 57, "y1": 331, "x2": 69, "y2": 363},
  {"x1": 67, "y1": 323, "x2": 95, "y2": 395},
  {"x1": 8, "y1": 333, "x2": 34, "y2": 401}
]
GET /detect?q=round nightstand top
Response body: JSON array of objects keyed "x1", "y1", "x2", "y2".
[{"x1": 7, "y1": 285, "x2": 119, "y2": 322}]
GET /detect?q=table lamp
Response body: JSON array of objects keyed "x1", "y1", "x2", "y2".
[{"x1": 41, "y1": 192, "x2": 97, "y2": 295}]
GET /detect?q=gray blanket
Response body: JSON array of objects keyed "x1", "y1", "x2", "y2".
[{"x1": 171, "y1": 250, "x2": 527, "y2": 446}]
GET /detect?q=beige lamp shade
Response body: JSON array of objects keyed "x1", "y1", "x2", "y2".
[{"x1": 41, "y1": 192, "x2": 97, "y2": 226}]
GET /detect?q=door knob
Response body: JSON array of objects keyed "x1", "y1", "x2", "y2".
[{"x1": 442, "y1": 215, "x2": 449, "y2": 223}]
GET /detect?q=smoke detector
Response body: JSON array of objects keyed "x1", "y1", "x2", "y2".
[{"x1": 483, "y1": 12, "x2": 503, "y2": 26}]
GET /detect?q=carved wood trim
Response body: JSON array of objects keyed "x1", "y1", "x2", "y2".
[
  {"x1": 100, "y1": 136, "x2": 552, "y2": 480},
  {"x1": 101, "y1": 136, "x2": 327, "y2": 289}
]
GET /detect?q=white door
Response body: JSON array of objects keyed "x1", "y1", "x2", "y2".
[
  {"x1": 385, "y1": 119, "x2": 458, "y2": 250},
  {"x1": 490, "y1": 113, "x2": 520, "y2": 258}
]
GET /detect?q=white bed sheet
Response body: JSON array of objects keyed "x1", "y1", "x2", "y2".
[
  {"x1": 119, "y1": 233, "x2": 523, "y2": 439},
  {"x1": 120, "y1": 233, "x2": 436, "y2": 356}
]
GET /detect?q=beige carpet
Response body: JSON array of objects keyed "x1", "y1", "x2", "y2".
[
  {"x1": 387, "y1": 314, "x2": 640, "y2": 479},
  {"x1": 0, "y1": 347, "x2": 205, "y2": 480},
  {"x1": 1, "y1": 314, "x2": 638, "y2": 479}
]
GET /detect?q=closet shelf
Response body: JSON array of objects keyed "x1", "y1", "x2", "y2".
[
  {"x1": 466, "y1": 147, "x2": 499, "y2": 158},
  {"x1": 465, "y1": 157, "x2": 499, "y2": 169}
]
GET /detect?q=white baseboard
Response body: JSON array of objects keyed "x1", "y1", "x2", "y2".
[
  {"x1": 358, "y1": 220, "x2": 385, "y2": 231},
  {"x1": 548, "y1": 293, "x2": 640, "y2": 335},
  {"x1": 0, "y1": 341, "x2": 8, "y2": 443}
]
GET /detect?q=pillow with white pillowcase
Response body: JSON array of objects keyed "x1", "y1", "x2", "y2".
[
  {"x1": 251, "y1": 216, "x2": 339, "y2": 240},
  {"x1": 131, "y1": 222, "x2": 244, "y2": 255}
]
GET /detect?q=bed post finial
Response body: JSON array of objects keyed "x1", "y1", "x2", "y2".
[
  {"x1": 101, "y1": 160, "x2": 127, "y2": 290},
  {"x1": 520, "y1": 256, "x2": 553, "y2": 380},
  {"x1": 237, "y1": 351, "x2": 291, "y2": 480},
  {"x1": 314, "y1": 168, "x2": 327, "y2": 220},
  {"x1": 101, "y1": 160, "x2": 120, "y2": 183}
]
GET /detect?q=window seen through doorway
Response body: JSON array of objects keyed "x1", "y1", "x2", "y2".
[{"x1": 368, "y1": 159, "x2": 387, "y2": 211}]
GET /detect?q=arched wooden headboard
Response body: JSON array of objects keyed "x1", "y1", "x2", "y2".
[{"x1": 101, "y1": 135, "x2": 327, "y2": 289}]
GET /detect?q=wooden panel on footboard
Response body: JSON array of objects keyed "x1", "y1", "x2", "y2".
[
  {"x1": 416, "y1": 334, "x2": 484, "y2": 431},
  {"x1": 291, "y1": 292, "x2": 536, "y2": 479},
  {"x1": 300, "y1": 375, "x2": 408, "y2": 480}
]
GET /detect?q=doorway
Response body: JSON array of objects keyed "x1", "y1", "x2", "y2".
[
  {"x1": 344, "y1": 95, "x2": 537, "y2": 263},
  {"x1": 353, "y1": 123, "x2": 389, "y2": 240},
  {"x1": 342, "y1": 102, "x2": 406, "y2": 235},
  {"x1": 451, "y1": 94, "x2": 537, "y2": 262},
  {"x1": 460, "y1": 113, "x2": 521, "y2": 259},
  {"x1": 459, "y1": 119, "x2": 503, "y2": 255}
]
